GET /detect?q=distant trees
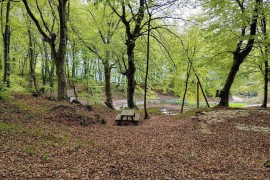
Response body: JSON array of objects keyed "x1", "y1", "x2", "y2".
[
  {"x1": 0, "y1": 0, "x2": 269, "y2": 110},
  {"x1": 70, "y1": 2, "x2": 121, "y2": 109}
]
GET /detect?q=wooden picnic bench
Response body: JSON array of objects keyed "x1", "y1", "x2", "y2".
[{"x1": 115, "y1": 109, "x2": 140, "y2": 125}]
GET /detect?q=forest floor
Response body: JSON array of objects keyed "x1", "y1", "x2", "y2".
[{"x1": 0, "y1": 93, "x2": 269, "y2": 179}]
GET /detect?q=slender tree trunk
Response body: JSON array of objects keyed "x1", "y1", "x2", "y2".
[
  {"x1": 3, "y1": 0, "x2": 11, "y2": 87},
  {"x1": 28, "y1": 28, "x2": 39, "y2": 94},
  {"x1": 71, "y1": 41, "x2": 76, "y2": 79},
  {"x1": 42, "y1": 41, "x2": 49, "y2": 86},
  {"x1": 21, "y1": 52, "x2": 28, "y2": 77},
  {"x1": 49, "y1": 63, "x2": 55, "y2": 91},
  {"x1": 71, "y1": 46, "x2": 76, "y2": 82},
  {"x1": 41, "y1": 57, "x2": 45, "y2": 85},
  {"x1": 126, "y1": 41, "x2": 136, "y2": 108},
  {"x1": 66, "y1": 53, "x2": 70, "y2": 80},
  {"x1": 192, "y1": 65, "x2": 210, "y2": 108},
  {"x1": 262, "y1": 59, "x2": 269, "y2": 108},
  {"x1": 83, "y1": 50, "x2": 89, "y2": 78},
  {"x1": 144, "y1": 12, "x2": 151, "y2": 119},
  {"x1": 261, "y1": 16, "x2": 268, "y2": 108},
  {"x1": 181, "y1": 62, "x2": 191, "y2": 113}
]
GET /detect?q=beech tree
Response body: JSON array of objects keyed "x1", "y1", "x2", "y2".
[
  {"x1": 260, "y1": 1, "x2": 269, "y2": 108},
  {"x1": 108, "y1": 0, "x2": 146, "y2": 108},
  {"x1": 70, "y1": 2, "x2": 121, "y2": 109},
  {"x1": 1, "y1": 0, "x2": 11, "y2": 87},
  {"x1": 22, "y1": 0, "x2": 68, "y2": 100},
  {"x1": 202, "y1": 0, "x2": 262, "y2": 107}
]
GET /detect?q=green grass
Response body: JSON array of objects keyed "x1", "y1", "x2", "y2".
[
  {"x1": 24, "y1": 145, "x2": 38, "y2": 156},
  {"x1": 177, "y1": 107, "x2": 215, "y2": 118},
  {"x1": 137, "y1": 108, "x2": 163, "y2": 116},
  {"x1": 229, "y1": 103, "x2": 246, "y2": 108}
]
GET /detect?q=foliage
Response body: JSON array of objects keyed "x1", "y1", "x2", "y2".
[{"x1": 0, "y1": 0, "x2": 269, "y2": 108}]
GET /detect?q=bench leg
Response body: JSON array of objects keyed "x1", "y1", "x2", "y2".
[{"x1": 117, "y1": 120, "x2": 122, "y2": 126}]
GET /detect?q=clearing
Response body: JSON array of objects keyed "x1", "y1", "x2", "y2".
[{"x1": 0, "y1": 94, "x2": 269, "y2": 179}]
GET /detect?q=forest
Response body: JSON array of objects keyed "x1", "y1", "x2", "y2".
[
  {"x1": 0, "y1": 0, "x2": 270, "y2": 179},
  {"x1": 0, "y1": 0, "x2": 269, "y2": 110}
]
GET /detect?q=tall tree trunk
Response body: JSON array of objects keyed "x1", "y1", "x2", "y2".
[
  {"x1": 144, "y1": 12, "x2": 151, "y2": 119},
  {"x1": 54, "y1": 56, "x2": 67, "y2": 100},
  {"x1": 192, "y1": 64, "x2": 210, "y2": 108},
  {"x1": 42, "y1": 41, "x2": 49, "y2": 86},
  {"x1": 66, "y1": 53, "x2": 70, "y2": 80},
  {"x1": 84, "y1": 59, "x2": 89, "y2": 78},
  {"x1": 104, "y1": 60, "x2": 114, "y2": 109},
  {"x1": 126, "y1": 41, "x2": 136, "y2": 108},
  {"x1": 218, "y1": 57, "x2": 242, "y2": 106},
  {"x1": 49, "y1": 63, "x2": 55, "y2": 91},
  {"x1": 28, "y1": 28, "x2": 39, "y2": 94},
  {"x1": 262, "y1": 59, "x2": 269, "y2": 108},
  {"x1": 181, "y1": 62, "x2": 191, "y2": 113},
  {"x1": 21, "y1": 52, "x2": 28, "y2": 77},
  {"x1": 261, "y1": 16, "x2": 268, "y2": 108},
  {"x1": 55, "y1": 0, "x2": 68, "y2": 100},
  {"x1": 3, "y1": 0, "x2": 11, "y2": 87}
]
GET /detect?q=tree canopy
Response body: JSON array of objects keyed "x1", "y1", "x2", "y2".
[{"x1": 0, "y1": 0, "x2": 269, "y2": 109}]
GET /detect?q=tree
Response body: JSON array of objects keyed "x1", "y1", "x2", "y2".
[
  {"x1": 22, "y1": 0, "x2": 68, "y2": 100},
  {"x1": 1, "y1": 0, "x2": 11, "y2": 87},
  {"x1": 202, "y1": 0, "x2": 262, "y2": 107},
  {"x1": 70, "y1": 2, "x2": 121, "y2": 109},
  {"x1": 108, "y1": 0, "x2": 146, "y2": 108},
  {"x1": 260, "y1": 2, "x2": 269, "y2": 108}
]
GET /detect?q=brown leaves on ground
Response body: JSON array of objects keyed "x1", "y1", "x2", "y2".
[{"x1": 0, "y1": 94, "x2": 269, "y2": 179}]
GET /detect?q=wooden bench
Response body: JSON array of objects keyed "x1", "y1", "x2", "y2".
[{"x1": 115, "y1": 109, "x2": 140, "y2": 125}]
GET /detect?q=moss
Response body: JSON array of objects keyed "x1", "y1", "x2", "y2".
[
  {"x1": 0, "y1": 122, "x2": 23, "y2": 134},
  {"x1": 137, "y1": 108, "x2": 163, "y2": 116},
  {"x1": 24, "y1": 145, "x2": 38, "y2": 156},
  {"x1": 177, "y1": 107, "x2": 216, "y2": 118}
]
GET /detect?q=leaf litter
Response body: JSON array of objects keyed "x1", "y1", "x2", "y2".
[{"x1": 0, "y1": 94, "x2": 269, "y2": 179}]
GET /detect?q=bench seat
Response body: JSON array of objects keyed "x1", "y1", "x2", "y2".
[{"x1": 115, "y1": 113, "x2": 140, "y2": 125}]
